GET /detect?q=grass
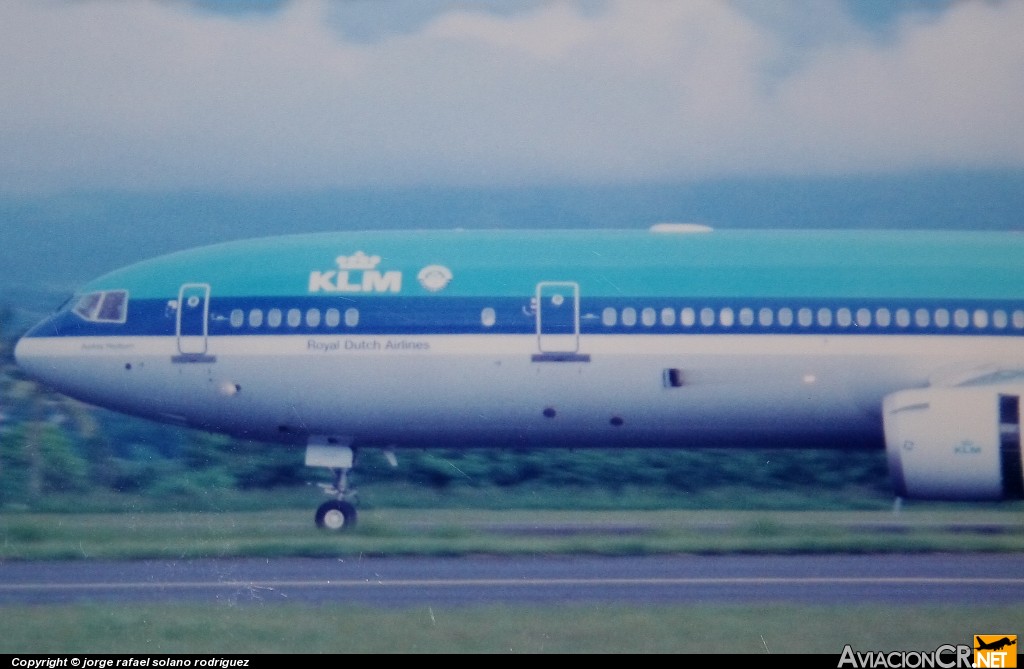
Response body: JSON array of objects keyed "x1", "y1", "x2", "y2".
[
  {"x1": 2, "y1": 503, "x2": 1023, "y2": 653},
  {"x1": 0, "y1": 603, "x2": 1017, "y2": 653},
  {"x1": 3, "y1": 506, "x2": 1024, "y2": 560}
]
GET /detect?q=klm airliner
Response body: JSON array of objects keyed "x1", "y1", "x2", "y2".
[{"x1": 14, "y1": 224, "x2": 1024, "y2": 530}]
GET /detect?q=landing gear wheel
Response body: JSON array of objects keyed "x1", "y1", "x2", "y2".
[{"x1": 315, "y1": 500, "x2": 357, "y2": 531}]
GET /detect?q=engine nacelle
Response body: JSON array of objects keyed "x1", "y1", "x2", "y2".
[{"x1": 883, "y1": 385, "x2": 1024, "y2": 500}]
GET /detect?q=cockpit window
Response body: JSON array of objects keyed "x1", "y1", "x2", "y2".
[
  {"x1": 72, "y1": 290, "x2": 129, "y2": 323},
  {"x1": 98, "y1": 291, "x2": 128, "y2": 322},
  {"x1": 72, "y1": 293, "x2": 102, "y2": 320}
]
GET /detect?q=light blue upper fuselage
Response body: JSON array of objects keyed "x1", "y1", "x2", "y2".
[{"x1": 72, "y1": 228, "x2": 1024, "y2": 302}]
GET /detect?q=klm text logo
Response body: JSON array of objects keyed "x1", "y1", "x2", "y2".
[{"x1": 309, "y1": 251, "x2": 402, "y2": 294}]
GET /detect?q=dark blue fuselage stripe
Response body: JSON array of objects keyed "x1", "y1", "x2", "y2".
[{"x1": 26, "y1": 295, "x2": 1024, "y2": 338}]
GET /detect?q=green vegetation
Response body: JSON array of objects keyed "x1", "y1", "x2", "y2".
[
  {"x1": 1, "y1": 507, "x2": 1021, "y2": 654},
  {"x1": 0, "y1": 603, "x2": 1013, "y2": 653},
  {"x1": 3, "y1": 507, "x2": 1024, "y2": 560}
]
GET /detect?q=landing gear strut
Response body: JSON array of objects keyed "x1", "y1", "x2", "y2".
[{"x1": 307, "y1": 438, "x2": 358, "y2": 532}]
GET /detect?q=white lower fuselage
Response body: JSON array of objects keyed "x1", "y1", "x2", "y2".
[{"x1": 17, "y1": 331, "x2": 1020, "y2": 451}]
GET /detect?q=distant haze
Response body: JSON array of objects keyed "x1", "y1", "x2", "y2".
[
  {"x1": 2, "y1": 2, "x2": 1023, "y2": 328},
  {"x1": 3, "y1": 171, "x2": 1023, "y2": 305}
]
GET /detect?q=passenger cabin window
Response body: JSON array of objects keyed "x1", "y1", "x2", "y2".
[
  {"x1": 542, "y1": 300, "x2": 1024, "y2": 334},
  {"x1": 72, "y1": 290, "x2": 129, "y2": 323}
]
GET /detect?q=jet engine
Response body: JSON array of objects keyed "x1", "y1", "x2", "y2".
[{"x1": 883, "y1": 385, "x2": 1024, "y2": 500}]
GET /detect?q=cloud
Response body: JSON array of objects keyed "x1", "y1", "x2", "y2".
[{"x1": 0, "y1": 0, "x2": 1021, "y2": 193}]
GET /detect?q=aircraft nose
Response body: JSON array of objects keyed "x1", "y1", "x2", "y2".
[
  {"x1": 13, "y1": 333, "x2": 35, "y2": 375},
  {"x1": 13, "y1": 325, "x2": 51, "y2": 383}
]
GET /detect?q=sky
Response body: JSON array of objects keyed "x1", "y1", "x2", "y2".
[{"x1": 2, "y1": 0, "x2": 1023, "y2": 194}]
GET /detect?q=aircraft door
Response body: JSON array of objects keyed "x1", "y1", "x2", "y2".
[
  {"x1": 176, "y1": 283, "x2": 211, "y2": 355},
  {"x1": 536, "y1": 281, "x2": 580, "y2": 354}
]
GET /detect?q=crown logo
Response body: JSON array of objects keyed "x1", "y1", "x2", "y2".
[{"x1": 336, "y1": 251, "x2": 381, "y2": 270}]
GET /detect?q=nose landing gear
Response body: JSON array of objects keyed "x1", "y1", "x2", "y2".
[
  {"x1": 315, "y1": 498, "x2": 357, "y2": 531},
  {"x1": 307, "y1": 438, "x2": 358, "y2": 532}
]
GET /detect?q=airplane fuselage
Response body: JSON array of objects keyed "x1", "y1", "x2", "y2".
[{"x1": 15, "y1": 227, "x2": 1024, "y2": 507}]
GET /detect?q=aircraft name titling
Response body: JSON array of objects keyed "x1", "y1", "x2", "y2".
[{"x1": 309, "y1": 251, "x2": 402, "y2": 293}]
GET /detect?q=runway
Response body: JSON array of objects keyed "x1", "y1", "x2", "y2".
[{"x1": 2, "y1": 554, "x2": 1023, "y2": 607}]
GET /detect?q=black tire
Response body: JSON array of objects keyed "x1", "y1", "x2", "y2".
[{"x1": 315, "y1": 500, "x2": 357, "y2": 531}]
